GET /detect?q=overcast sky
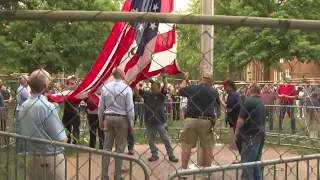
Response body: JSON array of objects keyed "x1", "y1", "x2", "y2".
[{"x1": 175, "y1": 0, "x2": 190, "y2": 11}]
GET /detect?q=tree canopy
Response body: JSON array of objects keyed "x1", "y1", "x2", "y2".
[
  {"x1": 176, "y1": 0, "x2": 320, "y2": 81},
  {"x1": 0, "y1": 0, "x2": 120, "y2": 74}
]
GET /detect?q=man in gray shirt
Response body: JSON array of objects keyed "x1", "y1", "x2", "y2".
[
  {"x1": 15, "y1": 75, "x2": 31, "y2": 153},
  {"x1": 98, "y1": 68, "x2": 134, "y2": 180}
]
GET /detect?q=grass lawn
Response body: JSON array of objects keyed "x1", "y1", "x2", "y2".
[{"x1": 1, "y1": 105, "x2": 320, "y2": 179}]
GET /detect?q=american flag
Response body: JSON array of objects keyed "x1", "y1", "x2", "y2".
[{"x1": 47, "y1": 0, "x2": 180, "y2": 108}]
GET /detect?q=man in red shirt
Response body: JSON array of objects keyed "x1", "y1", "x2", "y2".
[{"x1": 277, "y1": 81, "x2": 297, "y2": 134}]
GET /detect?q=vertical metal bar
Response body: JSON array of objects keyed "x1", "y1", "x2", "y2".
[
  {"x1": 14, "y1": 140, "x2": 17, "y2": 180},
  {"x1": 236, "y1": 168, "x2": 239, "y2": 179},
  {"x1": 65, "y1": 150, "x2": 68, "y2": 180},
  {"x1": 285, "y1": 163, "x2": 288, "y2": 180},
  {"x1": 317, "y1": 158, "x2": 320, "y2": 180},
  {"x1": 273, "y1": 164, "x2": 276, "y2": 180},
  {"x1": 88, "y1": 153, "x2": 91, "y2": 180},
  {"x1": 24, "y1": 139, "x2": 27, "y2": 180},
  {"x1": 222, "y1": 171, "x2": 225, "y2": 180},
  {"x1": 6, "y1": 136, "x2": 10, "y2": 180},
  {"x1": 129, "y1": 161, "x2": 133, "y2": 180},
  {"x1": 76, "y1": 148, "x2": 79, "y2": 180},
  {"x1": 316, "y1": 158, "x2": 320, "y2": 180},
  {"x1": 53, "y1": 147, "x2": 56, "y2": 180},
  {"x1": 307, "y1": 160, "x2": 310, "y2": 180},
  {"x1": 101, "y1": 155, "x2": 105, "y2": 180},
  {"x1": 192, "y1": 174, "x2": 196, "y2": 180},
  {"x1": 296, "y1": 161, "x2": 299, "y2": 180}
]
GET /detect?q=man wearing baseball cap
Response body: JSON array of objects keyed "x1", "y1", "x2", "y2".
[
  {"x1": 62, "y1": 75, "x2": 80, "y2": 144},
  {"x1": 178, "y1": 71, "x2": 220, "y2": 173}
]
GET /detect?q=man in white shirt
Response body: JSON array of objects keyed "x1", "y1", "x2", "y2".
[
  {"x1": 98, "y1": 68, "x2": 134, "y2": 180},
  {"x1": 15, "y1": 75, "x2": 31, "y2": 153}
]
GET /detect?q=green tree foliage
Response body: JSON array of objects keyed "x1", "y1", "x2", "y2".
[
  {"x1": 177, "y1": 0, "x2": 320, "y2": 81},
  {"x1": 0, "y1": 0, "x2": 119, "y2": 74}
]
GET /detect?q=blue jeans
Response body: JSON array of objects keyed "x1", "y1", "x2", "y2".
[
  {"x1": 146, "y1": 123, "x2": 174, "y2": 157},
  {"x1": 279, "y1": 104, "x2": 296, "y2": 134},
  {"x1": 241, "y1": 134, "x2": 264, "y2": 180},
  {"x1": 15, "y1": 110, "x2": 25, "y2": 153}
]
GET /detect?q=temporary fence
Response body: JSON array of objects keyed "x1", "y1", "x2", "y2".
[
  {"x1": 0, "y1": 131, "x2": 150, "y2": 180},
  {"x1": 2, "y1": 0, "x2": 320, "y2": 179}
]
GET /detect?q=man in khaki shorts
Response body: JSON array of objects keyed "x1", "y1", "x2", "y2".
[
  {"x1": 19, "y1": 69, "x2": 68, "y2": 180},
  {"x1": 178, "y1": 72, "x2": 220, "y2": 173}
]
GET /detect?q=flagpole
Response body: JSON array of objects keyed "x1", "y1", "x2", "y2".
[{"x1": 196, "y1": 0, "x2": 214, "y2": 168}]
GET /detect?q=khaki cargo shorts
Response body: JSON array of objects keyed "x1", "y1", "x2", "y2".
[{"x1": 179, "y1": 118, "x2": 215, "y2": 150}]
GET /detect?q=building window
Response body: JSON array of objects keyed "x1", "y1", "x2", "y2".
[
  {"x1": 274, "y1": 71, "x2": 278, "y2": 81},
  {"x1": 285, "y1": 69, "x2": 290, "y2": 78},
  {"x1": 279, "y1": 72, "x2": 283, "y2": 81},
  {"x1": 279, "y1": 58, "x2": 284, "y2": 63}
]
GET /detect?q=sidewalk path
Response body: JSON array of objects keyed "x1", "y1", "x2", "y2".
[{"x1": 65, "y1": 144, "x2": 315, "y2": 180}]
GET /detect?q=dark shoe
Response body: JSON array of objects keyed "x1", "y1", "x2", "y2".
[
  {"x1": 128, "y1": 149, "x2": 134, "y2": 155},
  {"x1": 169, "y1": 155, "x2": 179, "y2": 162},
  {"x1": 148, "y1": 156, "x2": 159, "y2": 162}
]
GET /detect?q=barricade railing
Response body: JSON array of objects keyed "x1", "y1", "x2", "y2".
[
  {"x1": 0, "y1": 131, "x2": 150, "y2": 180},
  {"x1": 3, "y1": 103, "x2": 320, "y2": 137},
  {"x1": 167, "y1": 153, "x2": 320, "y2": 180}
]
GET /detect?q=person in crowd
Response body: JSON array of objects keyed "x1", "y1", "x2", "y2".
[
  {"x1": 278, "y1": 80, "x2": 297, "y2": 134},
  {"x1": 260, "y1": 84, "x2": 277, "y2": 131},
  {"x1": 178, "y1": 72, "x2": 220, "y2": 175},
  {"x1": 19, "y1": 69, "x2": 68, "y2": 180},
  {"x1": 135, "y1": 75, "x2": 178, "y2": 162},
  {"x1": 49, "y1": 82, "x2": 62, "y2": 94},
  {"x1": 86, "y1": 91, "x2": 105, "y2": 149},
  {"x1": 235, "y1": 84, "x2": 265, "y2": 180},
  {"x1": 98, "y1": 68, "x2": 135, "y2": 180},
  {"x1": 171, "y1": 87, "x2": 181, "y2": 121},
  {"x1": 305, "y1": 91, "x2": 320, "y2": 138},
  {"x1": 0, "y1": 79, "x2": 12, "y2": 145},
  {"x1": 0, "y1": 90, "x2": 4, "y2": 145},
  {"x1": 127, "y1": 89, "x2": 138, "y2": 156},
  {"x1": 297, "y1": 86, "x2": 306, "y2": 119},
  {"x1": 62, "y1": 75, "x2": 80, "y2": 144},
  {"x1": 0, "y1": 81, "x2": 12, "y2": 105},
  {"x1": 15, "y1": 75, "x2": 31, "y2": 153},
  {"x1": 220, "y1": 79, "x2": 242, "y2": 153},
  {"x1": 136, "y1": 83, "x2": 145, "y2": 126}
]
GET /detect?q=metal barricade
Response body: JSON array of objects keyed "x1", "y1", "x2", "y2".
[
  {"x1": 167, "y1": 154, "x2": 320, "y2": 180},
  {"x1": 0, "y1": 131, "x2": 150, "y2": 180}
]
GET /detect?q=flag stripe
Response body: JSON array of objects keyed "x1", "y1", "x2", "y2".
[
  {"x1": 52, "y1": 0, "x2": 180, "y2": 105},
  {"x1": 123, "y1": 26, "x2": 176, "y2": 74},
  {"x1": 67, "y1": 0, "x2": 133, "y2": 102}
]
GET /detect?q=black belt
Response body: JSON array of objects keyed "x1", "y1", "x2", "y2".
[{"x1": 105, "y1": 113, "x2": 126, "y2": 117}]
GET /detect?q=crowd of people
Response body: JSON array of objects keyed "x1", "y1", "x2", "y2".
[{"x1": 0, "y1": 68, "x2": 320, "y2": 179}]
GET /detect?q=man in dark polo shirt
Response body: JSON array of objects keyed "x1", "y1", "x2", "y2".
[
  {"x1": 178, "y1": 72, "x2": 220, "y2": 171},
  {"x1": 62, "y1": 75, "x2": 80, "y2": 144},
  {"x1": 135, "y1": 75, "x2": 178, "y2": 162},
  {"x1": 220, "y1": 79, "x2": 242, "y2": 153},
  {"x1": 235, "y1": 84, "x2": 265, "y2": 180}
]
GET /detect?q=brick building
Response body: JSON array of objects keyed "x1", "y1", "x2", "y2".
[{"x1": 243, "y1": 58, "x2": 320, "y2": 83}]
